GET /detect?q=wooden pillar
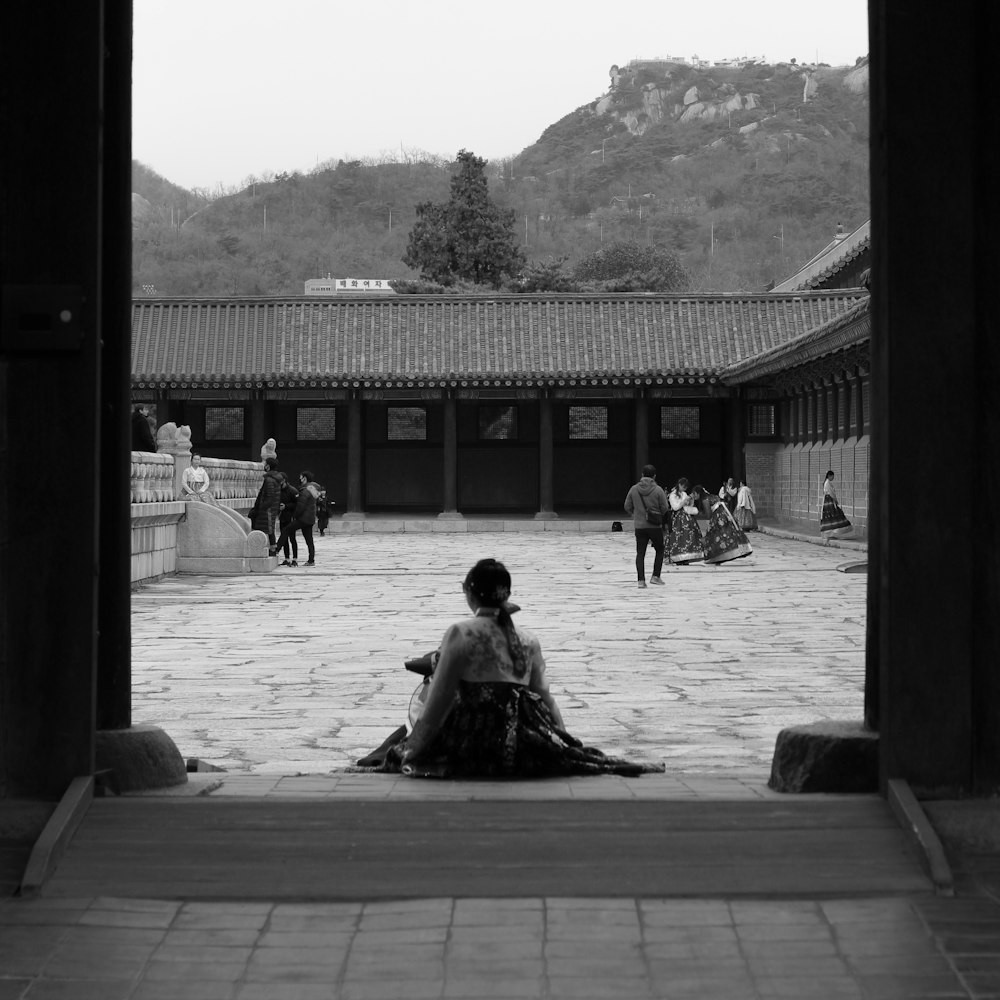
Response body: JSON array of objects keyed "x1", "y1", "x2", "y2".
[
  {"x1": 0, "y1": 2, "x2": 132, "y2": 794},
  {"x1": 870, "y1": 0, "x2": 1000, "y2": 794},
  {"x1": 248, "y1": 393, "x2": 267, "y2": 462},
  {"x1": 633, "y1": 390, "x2": 648, "y2": 478},
  {"x1": 439, "y1": 393, "x2": 461, "y2": 518},
  {"x1": 344, "y1": 393, "x2": 364, "y2": 517},
  {"x1": 727, "y1": 390, "x2": 745, "y2": 481},
  {"x1": 535, "y1": 391, "x2": 557, "y2": 519},
  {"x1": 96, "y1": 2, "x2": 134, "y2": 733}
]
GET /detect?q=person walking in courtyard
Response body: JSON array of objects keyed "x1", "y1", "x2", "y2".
[
  {"x1": 820, "y1": 470, "x2": 853, "y2": 537},
  {"x1": 719, "y1": 477, "x2": 738, "y2": 514},
  {"x1": 253, "y1": 458, "x2": 283, "y2": 549},
  {"x1": 624, "y1": 464, "x2": 668, "y2": 588},
  {"x1": 667, "y1": 477, "x2": 705, "y2": 565},
  {"x1": 373, "y1": 558, "x2": 664, "y2": 778},
  {"x1": 274, "y1": 470, "x2": 319, "y2": 566},
  {"x1": 691, "y1": 484, "x2": 753, "y2": 564},
  {"x1": 734, "y1": 479, "x2": 758, "y2": 531},
  {"x1": 316, "y1": 488, "x2": 331, "y2": 535}
]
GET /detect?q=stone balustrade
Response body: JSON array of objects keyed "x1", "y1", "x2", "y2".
[
  {"x1": 129, "y1": 440, "x2": 268, "y2": 584},
  {"x1": 130, "y1": 452, "x2": 175, "y2": 503},
  {"x1": 195, "y1": 457, "x2": 263, "y2": 502}
]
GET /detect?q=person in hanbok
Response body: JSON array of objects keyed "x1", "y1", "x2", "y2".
[
  {"x1": 734, "y1": 480, "x2": 758, "y2": 531},
  {"x1": 719, "y1": 477, "x2": 738, "y2": 513},
  {"x1": 179, "y1": 453, "x2": 219, "y2": 505},
  {"x1": 370, "y1": 559, "x2": 664, "y2": 778},
  {"x1": 667, "y1": 477, "x2": 704, "y2": 565},
  {"x1": 691, "y1": 485, "x2": 753, "y2": 564},
  {"x1": 820, "y1": 470, "x2": 853, "y2": 536}
]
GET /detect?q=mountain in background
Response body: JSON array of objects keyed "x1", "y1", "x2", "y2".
[{"x1": 132, "y1": 56, "x2": 869, "y2": 296}]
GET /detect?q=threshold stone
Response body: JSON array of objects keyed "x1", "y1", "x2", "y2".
[{"x1": 769, "y1": 720, "x2": 878, "y2": 793}]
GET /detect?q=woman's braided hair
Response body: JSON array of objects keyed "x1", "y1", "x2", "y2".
[{"x1": 463, "y1": 558, "x2": 528, "y2": 679}]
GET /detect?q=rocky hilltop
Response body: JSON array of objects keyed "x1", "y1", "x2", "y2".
[{"x1": 132, "y1": 57, "x2": 870, "y2": 296}]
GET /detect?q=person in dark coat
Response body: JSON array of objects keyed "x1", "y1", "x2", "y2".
[
  {"x1": 276, "y1": 473, "x2": 300, "y2": 566},
  {"x1": 131, "y1": 404, "x2": 156, "y2": 452},
  {"x1": 274, "y1": 470, "x2": 318, "y2": 566},
  {"x1": 252, "y1": 458, "x2": 283, "y2": 549}
]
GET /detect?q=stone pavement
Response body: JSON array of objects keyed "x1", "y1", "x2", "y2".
[
  {"x1": 130, "y1": 528, "x2": 867, "y2": 777},
  {"x1": 5, "y1": 527, "x2": 999, "y2": 1000}
]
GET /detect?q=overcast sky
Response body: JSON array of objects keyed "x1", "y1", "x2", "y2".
[{"x1": 132, "y1": 0, "x2": 869, "y2": 192}]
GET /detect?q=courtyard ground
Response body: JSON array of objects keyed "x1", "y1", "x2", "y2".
[
  {"x1": 4, "y1": 528, "x2": 999, "y2": 1000},
  {"x1": 130, "y1": 528, "x2": 867, "y2": 778}
]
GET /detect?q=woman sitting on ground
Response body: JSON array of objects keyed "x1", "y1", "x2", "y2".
[{"x1": 381, "y1": 558, "x2": 664, "y2": 779}]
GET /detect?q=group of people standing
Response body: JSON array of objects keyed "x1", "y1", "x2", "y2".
[
  {"x1": 251, "y1": 458, "x2": 329, "y2": 567},
  {"x1": 624, "y1": 466, "x2": 755, "y2": 587}
]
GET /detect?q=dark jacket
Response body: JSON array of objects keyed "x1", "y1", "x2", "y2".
[
  {"x1": 252, "y1": 471, "x2": 283, "y2": 534},
  {"x1": 294, "y1": 482, "x2": 319, "y2": 526},
  {"x1": 131, "y1": 409, "x2": 156, "y2": 452},
  {"x1": 278, "y1": 477, "x2": 299, "y2": 525}
]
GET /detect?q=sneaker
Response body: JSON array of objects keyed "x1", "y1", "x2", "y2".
[
  {"x1": 306, "y1": 560, "x2": 315, "y2": 566},
  {"x1": 290, "y1": 560, "x2": 298, "y2": 567},
  {"x1": 280, "y1": 559, "x2": 292, "y2": 567},
  {"x1": 638, "y1": 580, "x2": 647, "y2": 588},
  {"x1": 649, "y1": 576, "x2": 665, "y2": 585}
]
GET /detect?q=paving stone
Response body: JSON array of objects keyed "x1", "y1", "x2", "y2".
[{"x1": 130, "y1": 533, "x2": 867, "y2": 776}]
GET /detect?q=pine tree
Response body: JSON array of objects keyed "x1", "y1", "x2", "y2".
[{"x1": 402, "y1": 150, "x2": 524, "y2": 288}]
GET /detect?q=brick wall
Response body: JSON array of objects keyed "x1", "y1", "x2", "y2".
[{"x1": 743, "y1": 437, "x2": 869, "y2": 537}]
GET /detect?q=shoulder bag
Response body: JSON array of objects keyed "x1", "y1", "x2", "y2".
[{"x1": 636, "y1": 491, "x2": 664, "y2": 527}]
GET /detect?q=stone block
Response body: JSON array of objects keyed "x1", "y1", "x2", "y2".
[
  {"x1": 246, "y1": 529, "x2": 269, "y2": 556},
  {"x1": 430, "y1": 519, "x2": 467, "y2": 532},
  {"x1": 580, "y1": 520, "x2": 615, "y2": 533},
  {"x1": 466, "y1": 520, "x2": 505, "y2": 533},
  {"x1": 95, "y1": 724, "x2": 188, "y2": 792},
  {"x1": 176, "y1": 502, "x2": 249, "y2": 558},
  {"x1": 768, "y1": 720, "x2": 878, "y2": 793},
  {"x1": 177, "y1": 556, "x2": 248, "y2": 575}
]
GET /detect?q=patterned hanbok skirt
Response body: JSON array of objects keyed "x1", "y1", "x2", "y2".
[
  {"x1": 734, "y1": 507, "x2": 758, "y2": 531},
  {"x1": 668, "y1": 510, "x2": 705, "y2": 563},
  {"x1": 820, "y1": 495, "x2": 853, "y2": 535},
  {"x1": 373, "y1": 682, "x2": 664, "y2": 779},
  {"x1": 702, "y1": 504, "x2": 753, "y2": 564}
]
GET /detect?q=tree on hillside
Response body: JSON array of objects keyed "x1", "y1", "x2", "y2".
[
  {"x1": 402, "y1": 149, "x2": 524, "y2": 288},
  {"x1": 574, "y1": 241, "x2": 691, "y2": 292}
]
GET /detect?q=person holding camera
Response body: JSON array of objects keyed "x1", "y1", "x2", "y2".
[{"x1": 624, "y1": 464, "x2": 669, "y2": 588}]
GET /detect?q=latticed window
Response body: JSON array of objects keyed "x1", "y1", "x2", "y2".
[
  {"x1": 387, "y1": 406, "x2": 427, "y2": 441},
  {"x1": 862, "y1": 381, "x2": 871, "y2": 430},
  {"x1": 807, "y1": 394, "x2": 816, "y2": 440},
  {"x1": 660, "y1": 406, "x2": 700, "y2": 440},
  {"x1": 296, "y1": 407, "x2": 336, "y2": 441},
  {"x1": 568, "y1": 406, "x2": 608, "y2": 440},
  {"x1": 747, "y1": 403, "x2": 776, "y2": 437},
  {"x1": 205, "y1": 406, "x2": 244, "y2": 440},
  {"x1": 837, "y1": 385, "x2": 847, "y2": 437},
  {"x1": 478, "y1": 405, "x2": 517, "y2": 440}
]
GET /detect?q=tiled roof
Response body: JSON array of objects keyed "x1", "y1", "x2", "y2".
[
  {"x1": 723, "y1": 295, "x2": 870, "y2": 383},
  {"x1": 131, "y1": 291, "x2": 868, "y2": 387},
  {"x1": 771, "y1": 220, "x2": 871, "y2": 292}
]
